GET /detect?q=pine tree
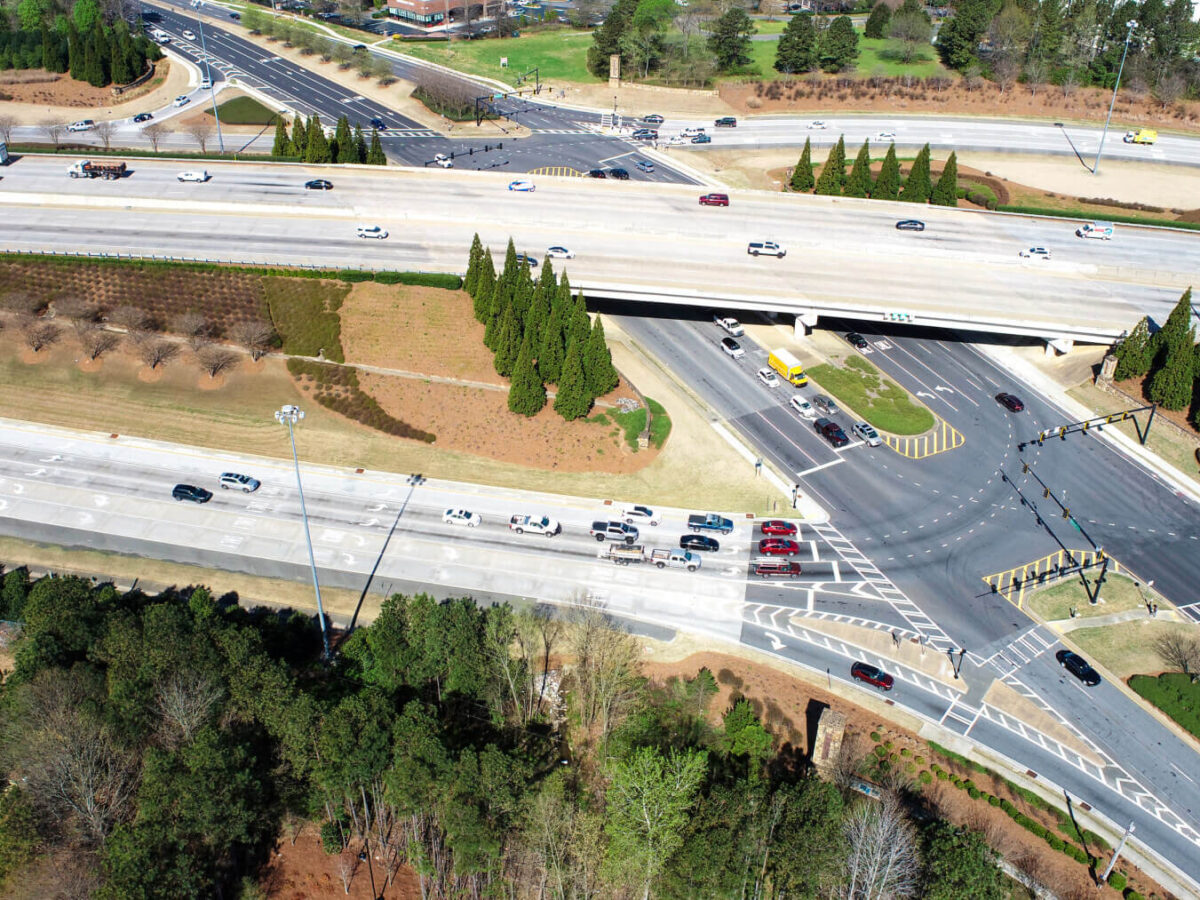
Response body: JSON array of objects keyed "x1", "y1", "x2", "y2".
[
  {"x1": 930, "y1": 151, "x2": 959, "y2": 206},
  {"x1": 529, "y1": 259, "x2": 556, "y2": 341},
  {"x1": 508, "y1": 329, "x2": 547, "y2": 417},
  {"x1": 473, "y1": 249, "x2": 496, "y2": 323},
  {"x1": 493, "y1": 306, "x2": 521, "y2": 377},
  {"x1": 583, "y1": 316, "x2": 619, "y2": 398},
  {"x1": 271, "y1": 119, "x2": 290, "y2": 156},
  {"x1": 843, "y1": 140, "x2": 872, "y2": 198},
  {"x1": 1148, "y1": 287, "x2": 1194, "y2": 370},
  {"x1": 1113, "y1": 317, "x2": 1153, "y2": 380},
  {"x1": 353, "y1": 123, "x2": 367, "y2": 164},
  {"x1": 899, "y1": 143, "x2": 932, "y2": 203},
  {"x1": 67, "y1": 24, "x2": 83, "y2": 81},
  {"x1": 332, "y1": 114, "x2": 352, "y2": 164},
  {"x1": 554, "y1": 339, "x2": 592, "y2": 420},
  {"x1": 290, "y1": 116, "x2": 307, "y2": 157},
  {"x1": 367, "y1": 131, "x2": 386, "y2": 165},
  {"x1": 813, "y1": 136, "x2": 846, "y2": 196},
  {"x1": 873, "y1": 143, "x2": 900, "y2": 200},
  {"x1": 775, "y1": 11, "x2": 818, "y2": 74},
  {"x1": 568, "y1": 293, "x2": 591, "y2": 350},
  {"x1": 1147, "y1": 344, "x2": 1195, "y2": 410},
  {"x1": 790, "y1": 138, "x2": 815, "y2": 192},
  {"x1": 539, "y1": 302, "x2": 565, "y2": 385},
  {"x1": 464, "y1": 233, "x2": 484, "y2": 298},
  {"x1": 306, "y1": 115, "x2": 331, "y2": 163},
  {"x1": 864, "y1": 1, "x2": 891, "y2": 38}
]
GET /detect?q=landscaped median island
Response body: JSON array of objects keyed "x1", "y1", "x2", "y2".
[{"x1": 808, "y1": 356, "x2": 934, "y2": 435}]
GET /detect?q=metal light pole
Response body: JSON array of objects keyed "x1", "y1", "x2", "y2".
[
  {"x1": 1093, "y1": 20, "x2": 1136, "y2": 176},
  {"x1": 194, "y1": 2, "x2": 225, "y2": 153},
  {"x1": 275, "y1": 404, "x2": 329, "y2": 659}
]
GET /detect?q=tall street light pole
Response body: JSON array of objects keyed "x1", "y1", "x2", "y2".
[
  {"x1": 1093, "y1": 19, "x2": 1136, "y2": 176},
  {"x1": 194, "y1": 2, "x2": 226, "y2": 153},
  {"x1": 275, "y1": 404, "x2": 329, "y2": 659}
]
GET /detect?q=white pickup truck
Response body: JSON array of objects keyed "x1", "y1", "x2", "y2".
[
  {"x1": 509, "y1": 514, "x2": 561, "y2": 536},
  {"x1": 603, "y1": 545, "x2": 701, "y2": 571}
]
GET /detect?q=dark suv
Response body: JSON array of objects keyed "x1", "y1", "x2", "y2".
[
  {"x1": 815, "y1": 418, "x2": 849, "y2": 448},
  {"x1": 1056, "y1": 650, "x2": 1101, "y2": 686},
  {"x1": 608, "y1": 167, "x2": 630, "y2": 180},
  {"x1": 714, "y1": 116, "x2": 737, "y2": 127},
  {"x1": 172, "y1": 483, "x2": 212, "y2": 503}
]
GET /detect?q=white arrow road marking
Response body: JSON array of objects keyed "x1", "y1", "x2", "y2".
[
  {"x1": 27, "y1": 468, "x2": 47, "y2": 477},
  {"x1": 763, "y1": 630, "x2": 786, "y2": 651},
  {"x1": 916, "y1": 390, "x2": 936, "y2": 400},
  {"x1": 367, "y1": 503, "x2": 387, "y2": 512},
  {"x1": 934, "y1": 385, "x2": 955, "y2": 393},
  {"x1": 357, "y1": 518, "x2": 380, "y2": 527}
]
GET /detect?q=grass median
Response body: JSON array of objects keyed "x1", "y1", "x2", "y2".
[{"x1": 808, "y1": 356, "x2": 934, "y2": 435}]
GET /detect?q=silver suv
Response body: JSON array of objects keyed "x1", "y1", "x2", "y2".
[{"x1": 219, "y1": 472, "x2": 260, "y2": 492}]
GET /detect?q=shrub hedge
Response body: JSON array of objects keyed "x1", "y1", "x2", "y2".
[{"x1": 287, "y1": 358, "x2": 435, "y2": 443}]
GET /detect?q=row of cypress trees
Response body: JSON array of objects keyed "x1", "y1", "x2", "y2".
[
  {"x1": 271, "y1": 113, "x2": 386, "y2": 165},
  {"x1": 464, "y1": 235, "x2": 620, "y2": 420},
  {"x1": 0, "y1": 20, "x2": 158, "y2": 88},
  {"x1": 1112, "y1": 287, "x2": 1199, "y2": 420},
  {"x1": 789, "y1": 137, "x2": 959, "y2": 206}
]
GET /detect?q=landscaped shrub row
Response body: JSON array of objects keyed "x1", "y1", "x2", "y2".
[
  {"x1": 264, "y1": 279, "x2": 349, "y2": 362},
  {"x1": 997, "y1": 205, "x2": 1200, "y2": 231},
  {"x1": 287, "y1": 358, "x2": 435, "y2": 443},
  {"x1": 8, "y1": 145, "x2": 301, "y2": 163}
]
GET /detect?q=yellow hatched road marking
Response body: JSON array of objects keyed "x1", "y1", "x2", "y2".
[
  {"x1": 528, "y1": 166, "x2": 585, "y2": 177},
  {"x1": 883, "y1": 416, "x2": 965, "y2": 459},
  {"x1": 981, "y1": 549, "x2": 1120, "y2": 609}
]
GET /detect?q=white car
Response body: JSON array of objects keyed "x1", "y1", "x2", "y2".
[
  {"x1": 808, "y1": 121, "x2": 827, "y2": 129},
  {"x1": 721, "y1": 337, "x2": 745, "y2": 359},
  {"x1": 356, "y1": 224, "x2": 388, "y2": 239},
  {"x1": 547, "y1": 246, "x2": 574, "y2": 259},
  {"x1": 443, "y1": 508, "x2": 481, "y2": 527},
  {"x1": 681, "y1": 126, "x2": 705, "y2": 137},
  {"x1": 173, "y1": 95, "x2": 191, "y2": 107},
  {"x1": 434, "y1": 153, "x2": 453, "y2": 168},
  {"x1": 877, "y1": 131, "x2": 896, "y2": 139},
  {"x1": 853, "y1": 421, "x2": 882, "y2": 447},
  {"x1": 757, "y1": 367, "x2": 781, "y2": 388},
  {"x1": 789, "y1": 396, "x2": 816, "y2": 419},
  {"x1": 67, "y1": 119, "x2": 95, "y2": 132},
  {"x1": 182, "y1": 28, "x2": 196, "y2": 39},
  {"x1": 508, "y1": 179, "x2": 536, "y2": 191},
  {"x1": 177, "y1": 170, "x2": 209, "y2": 182},
  {"x1": 620, "y1": 505, "x2": 660, "y2": 526},
  {"x1": 1020, "y1": 247, "x2": 1051, "y2": 259},
  {"x1": 199, "y1": 77, "x2": 212, "y2": 90}
]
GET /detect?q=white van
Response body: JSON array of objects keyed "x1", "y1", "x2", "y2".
[{"x1": 1076, "y1": 221, "x2": 1114, "y2": 240}]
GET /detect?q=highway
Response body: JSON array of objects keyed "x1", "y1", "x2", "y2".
[{"x1": 1, "y1": 156, "x2": 1194, "y2": 341}]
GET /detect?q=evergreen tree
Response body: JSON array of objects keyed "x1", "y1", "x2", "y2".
[
  {"x1": 539, "y1": 302, "x2": 565, "y2": 385},
  {"x1": 109, "y1": 28, "x2": 131, "y2": 84},
  {"x1": 290, "y1": 116, "x2": 307, "y2": 158},
  {"x1": 775, "y1": 11, "x2": 818, "y2": 74},
  {"x1": 473, "y1": 249, "x2": 496, "y2": 323},
  {"x1": 583, "y1": 316, "x2": 619, "y2": 398},
  {"x1": 813, "y1": 136, "x2": 846, "y2": 196},
  {"x1": 568, "y1": 293, "x2": 591, "y2": 350},
  {"x1": 936, "y1": 0, "x2": 998, "y2": 69},
  {"x1": 305, "y1": 114, "x2": 331, "y2": 163},
  {"x1": 493, "y1": 306, "x2": 520, "y2": 378},
  {"x1": 707, "y1": 6, "x2": 755, "y2": 72},
  {"x1": 790, "y1": 138, "x2": 815, "y2": 192},
  {"x1": 1032, "y1": 0, "x2": 1064, "y2": 64},
  {"x1": 332, "y1": 114, "x2": 352, "y2": 164},
  {"x1": 353, "y1": 123, "x2": 367, "y2": 163},
  {"x1": 511, "y1": 267, "x2": 534, "y2": 330},
  {"x1": 864, "y1": 1, "x2": 892, "y2": 39},
  {"x1": 482, "y1": 278, "x2": 503, "y2": 349},
  {"x1": 1147, "y1": 342, "x2": 1195, "y2": 410},
  {"x1": 930, "y1": 151, "x2": 959, "y2": 206},
  {"x1": 529, "y1": 259, "x2": 556, "y2": 341},
  {"x1": 899, "y1": 143, "x2": 932, "y2": 203},
  {"x1": 507, "y1": 329, "x2": 546, "y2": 417},
  {"x1": 67, "y1": 23, "x2": 83, "y2": 81},
  {"x1": 818, "y1": 15, "x2": 859, "y2": 72},
  {"x1": 873, "y1": 143, "x2": 900, "y2": 200},
  {"x1": 843, "y1": 140, "x2": 872, "y2": 198},
  {"x1": 367, "y1": 131, "x2": 386, "y2": 165},
  {"x1": 586, "y1": 0, "x2": 637, "y2": 78},
  {"x1": 554, "y1": 339, "x2": 592, "y2": 420},
  {"x1": 464, "y1": 233, "x2": 484, "y2": 298},
  {"x1": 1148, "y1": 287, "x2": 1194, "y2": 369},
  {"x1": 1113, "y1": 317, "x2": 1153, "y2": 380},
  {"x1": 271, "y1": 119, "x2": 290, "y2": 156}
]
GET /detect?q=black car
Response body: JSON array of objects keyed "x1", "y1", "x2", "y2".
[
  {"x1": 514, "y1": 253, "x2": 539, "y2": 268},
  {"x1": 608, "y1": 167, "x2": 629, "y2": 180},
  {"x1": 304, "y1": 179, "x2": 334, "y2": 190},
  {"x1": 846, "y1": 332, "x2": 868, "y2": 350},
  {"x1": 172, "y1": 483, "x2": 212, "y2": 503},
  {"x1": 680, "y1": 534, "x2": 719, "y2": 552},
  {"x1": 631, "y1": 128, "x2": 658, "y2": 140},
  {"x1": 996, "y1": 392, "x2": 1025, "y2": 412},
  {"x1": 815, "y1": 417, "x2": 849, "y2": 448},
  {"x1": 133, "y1": 112, "x2": 153, "y2": 123},
  {"x1": 369, "y1": 117, "x2": 386, "y2": 130},
  {"x1": 896, "y1": 219, "x2": 925, "y2": 231},
  {"x1": 642, "y1": 114, "x2": 664, "y2": 125},
  {"x1": 1056, "y1": 650, "x2": 1101, "y2": 686},
  {"x1": 587, "y1": 169, "x2": 607, "y2": 178}
]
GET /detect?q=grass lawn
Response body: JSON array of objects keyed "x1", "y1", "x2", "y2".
[
  {"x1": 215, "y1": 95, "x2": 282, "y2": 125},
  {"x1": 745, "y1": 30, "x2": 949, "y2": 81},
  {"x1": 1068, "y1": 619, "x2": 1194, "y2": 680},
  {"x1": 397, "y1": 29, "x2": 599, "y2": 86},
  {"x1": 594, "y1": 396, "x2": 672, "y2": 451},
  {"x1": 1027, "y1": 572, "x2": 1149, "y2": 621},
  {"x1": 808, "y1": 357, "x2": 934, "y2": 435},
  {"x1": 1128, "y1": 673, "x2": 1200, "y2": 739}
]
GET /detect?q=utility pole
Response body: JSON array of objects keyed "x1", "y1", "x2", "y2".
[
  {"x1": 194, "y1": 2, "x2": 225, "y2": 153},
  {"x1": 1100, "y1": 822, "x2": 1135, "y2": 884},
  {"x1": 1094, "y1": 20, "x2": 1137, "y2": 176}
]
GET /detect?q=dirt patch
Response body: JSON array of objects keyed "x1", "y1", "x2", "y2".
[
  {"x1": 720, "y1": 78, "x2": 1200, "y2": 135},
  {"x1": 1110, "y1": 373, "x2": 1199, "y2": 437},
  {"x1": 0, "y1": 60, "x2": 187, "y2": 122},
  {"x1": 259, "y1": 822, "x2": 421, "y2": 899}
]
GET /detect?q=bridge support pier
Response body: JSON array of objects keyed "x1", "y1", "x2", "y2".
[
  {"x1": 794, "y1": 309, "x2": 819, "y2": 338},
  {"x1": 1045, "y1": 337, "x2": 1075, "y2": 356}
]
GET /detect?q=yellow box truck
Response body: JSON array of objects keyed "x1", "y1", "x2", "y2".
[
  {"x1": 768, "y1": 348, "x2": 808, "y2": 386},
  {"x1": 1123, "y1": 128, "x2": 1157, "y2": 144}
]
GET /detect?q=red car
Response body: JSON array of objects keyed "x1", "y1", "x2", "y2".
[
  {"x1": 758, "y1": 538, "x2": 800, "y2": 557},
  {"x1": 760, "y1": 520, "x2": 798, "y2": 537},
  {"x1": 699, "y1": 193, "x2": 729, "y2": 207},
  {"x1": 851, "y1": 662, "x2": 894, "y2": 691}
]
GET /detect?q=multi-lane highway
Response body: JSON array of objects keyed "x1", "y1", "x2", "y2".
[{"x1": 1, "y1": 157, "x2": 1194, "y2": 341}]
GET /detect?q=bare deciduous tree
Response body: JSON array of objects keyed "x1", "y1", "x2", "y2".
[
  {"x1": 336, "y1": 849, "x2": 357, "y2": 893},
  {"x1": 371, "y1": 55, "x2": 395, "y2": 85},
  {"x1": 1155, "y1": 632, "x2": 1200, "y2": 682},
  {"x1": 197, "y1": 346, "x2": 239, "y2": 378},
  {"x1": 156, "y1": 671, "x2": 225, "y2": 744},
  {"x1": 992, "y1": 53, "x2": 1020, "y2": 94},
  {"x1": 842, "y1": 792, "x2": 921, "y2": 899},
  {"x1": 18, "y1": 315, "x2": 60, "y2": 353},
  {"x1": 110, "y1": 304, "x2": 153, "y2": 341},
  {"x1": 230, "y1": 319, "x2": 275, "y2": 361},
  {"x1": 0, "y1": 114, "x2": 16, "y2": 143},
  {"x1": 1024, "y1": 57, "x2": 1047, "y2": 97},
  {"x1": 41, "y1": 120, "x2": 65, "y2": 150},
  {"x1": 139, "y1": 339, "x2": 179, "y2": 369},
  {"x1": 569, "y1": 600, "x2": 642, "y2": 741},
  {"x1": 93, "y1": 120, "x2": 116, "y2": 151},
  {"x1": 172, "y1": 311, "x2": 213, "y2": 349},
  {"x1": 186, "y1": 120, "x2": 216, "y2": 153},
  {"x1": 79, "y1": 329, "x2": 121, "y2": 361},
  {"x1": 1153, "y1": 71, "x2": 1186, "y2": 111},
  {"x1": 2, "y1": 291, "x2": 45, "y2": 315},
  {"x1": 142, "y1": 122, "x2": 168, "y2": 152},
  {"x1": 55, "y1": 296, "x2": 99, "y2": 322}
]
